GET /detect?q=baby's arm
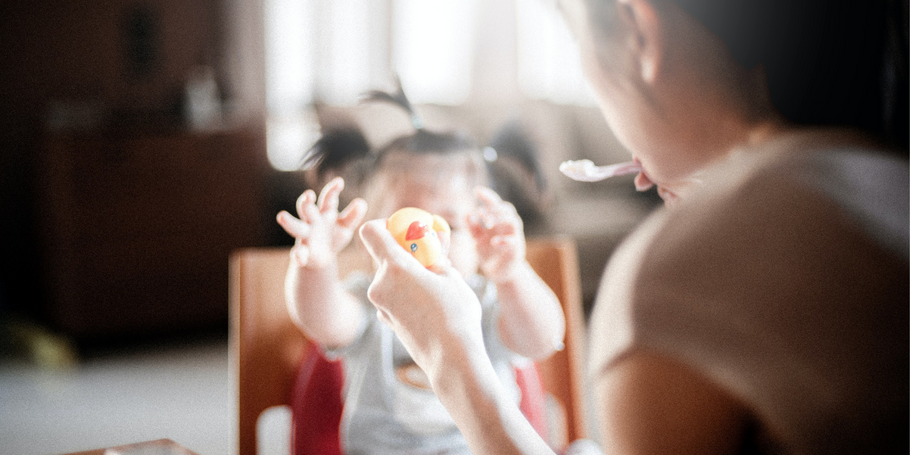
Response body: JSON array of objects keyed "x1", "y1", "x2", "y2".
[
  {"x1": 277, "y1": 177, "x2": 368, "y2": 348},
  {"x1": 469, "y1": 187, "x2": 566, "y2": 359}
]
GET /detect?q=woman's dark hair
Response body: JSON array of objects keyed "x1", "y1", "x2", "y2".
[{"x1": 674, "y1": 0, "x2": 908, "y2": 151}]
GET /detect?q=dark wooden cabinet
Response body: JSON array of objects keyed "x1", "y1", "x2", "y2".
[{"x1": 37, "y1": 127, "x2": 269, "y2": 341}]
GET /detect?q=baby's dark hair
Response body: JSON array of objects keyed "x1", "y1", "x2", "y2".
[
  {"x1": 371, "y1": 129, "x2": 479, "y2": 168},
  {"x1": 301, "y1": 126, "x2": 371, "y2": 181},
  {"x1": 362, "y1": 79, "x2": 483, "y2": 178},
  {"x1": 302, "y1": 79, "x2": 484, "y2": 188}
]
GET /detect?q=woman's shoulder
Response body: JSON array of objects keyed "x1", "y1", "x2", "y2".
[
  {"x1": 598, "y1": 128, "x2": 910, "y2": 352},
  {"x1": 589, "y1": 133, "x2": 909, "y2": 451},
  {"x1": 590, "y1": 128, "x2": 908, "y2": 369},
  {"x1": 690, "y1": 129, "x2": 909, "y2": 256}
]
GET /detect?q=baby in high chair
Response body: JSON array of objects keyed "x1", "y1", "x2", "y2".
[{"x1": 276, "y1": 84, "x2": 565, "y2": 454}]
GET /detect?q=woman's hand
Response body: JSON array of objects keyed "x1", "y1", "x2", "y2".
[
  {"x1": 277, "y1": 177, "x2": 367, "y2": 269},
  {"x1": 360, "y1": 219, "x2": 556, "y2": 454},
  {"x1": 358, "y1": 219, "x2": 485, "y2": 380},
  {"x1": 468, "y1": 187, "x2": 527, "y2": 284}
]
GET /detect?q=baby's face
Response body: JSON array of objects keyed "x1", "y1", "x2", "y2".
[{"x1": 369, "y1": 152, "x2": 481, "y2": 275}]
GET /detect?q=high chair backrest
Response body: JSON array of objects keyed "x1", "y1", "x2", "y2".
[{"x1": 230, "y1": 237, "x2": 587, "y2": 455}]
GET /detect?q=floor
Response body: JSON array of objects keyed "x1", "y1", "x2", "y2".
[{"x1": 0, "y1": 330, "x2": 291, "y2": 455}]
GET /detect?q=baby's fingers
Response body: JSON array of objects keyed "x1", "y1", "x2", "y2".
[
  {"x1": 491, "y1": 234, "x2": 521, "y2": 251},
  {"x1": 301, "y1": 196, "x2": 323, "y2": 230},
  {"x1": 295, "y1": 190, "x2": 317, "y2": 219},
  {"x1": 475, "y1": 186, "x2": 504, "y2": 207},
  {"x1": 338, "y1": 198, "x2": 368, "y2": 230},
  {"x1": 484, "y1": 222, "x2": 518, "y2": 238},
  {"x1": 474, "y1": 187, "x2": 521, "y2": 224},
  {"x1": 276, "y1": 211, "x2": 311, "y2": 239},
  {"x1": 317, "y1": 177, "x2": 344, "y2": 215}
]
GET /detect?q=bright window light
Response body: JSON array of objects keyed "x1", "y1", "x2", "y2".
[
  {"x1": 318, "y1": 0, "x2": 375, "y2": 105},
  {"x1": 264, "y1": 0, "x2": 383, "y2": 170},
  {"x1": 393, "y1": 0, "x2": 479, "y2": 105},
  {"x1": 266, "y1": 112, "x2": 321, "y2": 172},
  {"x1": 264, "y1": 0, "x2": 316, "y2": 171},
  {"x1": 516, "y1": 0, "x2": 596, "y2": 105},
  {"x1": 264, "y1": 0, "x2": 314, "y2": 115}
]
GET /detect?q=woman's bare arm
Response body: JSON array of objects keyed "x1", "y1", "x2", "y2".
[
  {"x1": 359, "y1": 219, "x2": 555, "y2": 454},
  {"x1": 431, "y1": 328, "x2": 556, "y2": 455}
]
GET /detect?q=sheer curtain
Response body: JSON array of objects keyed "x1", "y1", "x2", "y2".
[
  {"x1": 393, "y1": 0, "x2": 480, "y2": 105},
  {"x1": 262, "y1": 0, "x2": 591, "y2": 171},
  {"x1": 516, "y1": 0, "x2": 596, "y2": 106},
  {"x1": 264, "y1": 0, "x2": 385, "y2": 171}
]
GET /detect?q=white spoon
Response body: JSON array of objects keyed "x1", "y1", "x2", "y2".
[{"x1": 559, "y1": 159, "x2": 642, "y2": 182}]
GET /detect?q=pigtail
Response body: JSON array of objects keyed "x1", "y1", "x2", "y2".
[
  {"x1": 299, "y1": 102, "x2": 373, "y2": 195},
  {"x1": 362, "y1": 76, "x2": 425, "y2": 130},
  {"x1": 302, "y1": 126, "x2": 371, "y2": 175},
  {"x1": 357, "y1": 78, "x2": 486, "y2": 197}
]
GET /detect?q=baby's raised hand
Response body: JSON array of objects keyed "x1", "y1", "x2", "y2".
[
  {"x1": 277, "y1": 177, "x2": 367, "y2": 268},
  {"x1": 468, "y1": 187, "x2": 526, "y2": 283}
]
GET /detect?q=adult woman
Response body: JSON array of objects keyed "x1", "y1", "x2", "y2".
[{"x1": 357, "y1": 0, "x2": 908, "y2": 453}]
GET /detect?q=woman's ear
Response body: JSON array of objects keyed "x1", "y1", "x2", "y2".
[{"x1": 615, "y1": 0, "x2": 663, "y2": 84}]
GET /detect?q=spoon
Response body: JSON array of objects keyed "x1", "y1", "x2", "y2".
[{"x1": 559, "y1": 159, "x2": 642, "y2": 182}]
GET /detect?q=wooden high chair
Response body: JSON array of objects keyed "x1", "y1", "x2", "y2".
[{"x1": 230, "y1": 237, "x2": 587, "y2": 455}]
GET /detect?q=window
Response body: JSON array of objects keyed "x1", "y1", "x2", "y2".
[
  {"x1": 264, "y1": 0, "x2": 387, "y2": 171},
  {"x1": 263, "y1": 0, "x2": 318, "y2": 171},
  {"x1": 516, "y1": 0, "x2": 596, "y2": 105},
  {"x1": 393, "y1": 0, "x2": 479, "y2": 105},
  {"x1": 262, "y1": 0, "x2": 592, "y2": 171}
]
